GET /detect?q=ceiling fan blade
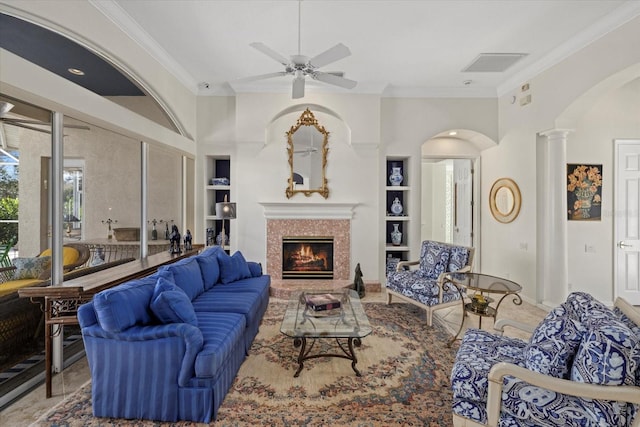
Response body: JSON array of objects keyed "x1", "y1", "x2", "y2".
[
  {"x1": 308, "y1": 43, "x2": 351, "y2": 69},
  {"x1": 234, "y1": 71, "x2": 288, "y2": 83},
  {"x1": 250, "y1": 42, "x2": 290, "y2": 66},
  {"x1": 312, "y1": 71, "x2": 357, "y2": 89},
  {"x1": 292, "y1": 76, "x2": 305, "y2": 99}
]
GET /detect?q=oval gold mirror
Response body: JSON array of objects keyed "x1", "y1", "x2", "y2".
[
  {"x1": 489, "y1": 178, "x2": 521, "y2": 223},
  {"x1": 286, "y1": 109, "x2": 329, "y2": 198}
]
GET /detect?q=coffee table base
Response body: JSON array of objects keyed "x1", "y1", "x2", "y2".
[{"x1": 292, "y1": 337, "x2": 363, "y2": 377}]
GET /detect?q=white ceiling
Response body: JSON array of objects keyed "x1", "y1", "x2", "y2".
[{"x1": 96, "y1": 0, "x2": 639, "y2": 98}]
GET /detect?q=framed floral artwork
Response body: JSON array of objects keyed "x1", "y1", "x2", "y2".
[{"x1": 567, "y1": 164, "x2": 602, "y2": 221}]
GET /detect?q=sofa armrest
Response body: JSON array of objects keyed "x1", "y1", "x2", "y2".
[
  {"x1": 486, "y1": 362, "x2": 640, "y2": 427},
  {"x1": 493, "y1": 318, "x2": 536, "y2": 335},
  {"x1": 396, "y1": 260, "x2": 418, "y2": 271},
  {"x1": 82, "y1": 322, "x2": 204, "y2": 386}
]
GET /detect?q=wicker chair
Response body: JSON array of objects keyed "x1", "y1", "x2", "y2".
[{"x1": 0, "y1": 243, "x2": 91, "y2": 292}]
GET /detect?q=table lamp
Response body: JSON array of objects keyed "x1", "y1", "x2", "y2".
[{"x1": 215, "y1": 195, "x2": 236, "y2": 246}]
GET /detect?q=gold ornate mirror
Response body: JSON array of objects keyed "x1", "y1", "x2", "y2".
[
  {"x1": 286, "y1": 109, "x2": 329, "y2": 198},
  {"x1": 489, "y1": 178, "x2": 521, "y2": 223}
]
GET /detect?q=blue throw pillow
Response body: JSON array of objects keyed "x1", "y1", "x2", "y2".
[
  {"x1": 93, "y1": 276, "x2": 157, "y2": 333},
  {"x1": 216, "y1": 250, "x2": 240, "y2": 284},
  {"x1": 150, "y1": 277, "x2": 197, "y2": 326},
  {"x1": 232, "y1": 251, "x2": 252, "y2": 279},
  {"x1": 196, "y1": 246, "x2": 221, "y2": 289},
  {"x1": 247, "y1": 261, "x2": 262, "y2": 277},
  {"x1": 524, "y1": 304, "x2": 586, "y2": 378},
  {"x1": 160, "y1": 257, "x2": 204, "y2": 300}
]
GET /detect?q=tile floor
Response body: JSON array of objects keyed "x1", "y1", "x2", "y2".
[{"x1": 0, "y1": 289, "x2": 548, "y2": 426}]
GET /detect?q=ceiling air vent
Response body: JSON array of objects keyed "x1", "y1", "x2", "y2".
[{"x1": 462, "y1": 53, "x2": 528, "y2": 73}]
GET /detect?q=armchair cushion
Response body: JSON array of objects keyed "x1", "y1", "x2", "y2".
[
  {"x1": 500, "y1": 376, "x2": 631, "y2": 427},
  {"x1": 418, "y1": 241, "x2": 450, "y2": 279},
  {"x1": 524, "y1": 304, "x2": 586, "y2": 378},
  {"x1": 40, "y1": 246, "x2": 79, "y2": 268},
  {"x1": 12, "y1": 256, "x2": 51, "y2": 280},
  {"x1": 451, "y1": 329, "x2": 528, "y2": 402},
  {"x1": 151, "y1": 277, "x2": 198, "y2": 327}
]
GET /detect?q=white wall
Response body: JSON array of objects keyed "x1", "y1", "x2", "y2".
[
  {"x1": 566, "y1": 77, "x2": 640, "y2": 302},
  {"x1": 489, "y1": 15, "x2": 640, "y2": 305}
]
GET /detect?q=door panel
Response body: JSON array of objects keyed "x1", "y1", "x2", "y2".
[
  {"x1": 453, "y1": 159, "x2": 473, "y2": 247},
  {"x1": 615, "y1": 140, "x2": 640, "y2": 304}
]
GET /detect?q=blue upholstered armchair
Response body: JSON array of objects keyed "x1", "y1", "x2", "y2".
[
  {"x1": 451, "y1": 292, "x2": 640, "y2": 427},
  {"x1": 386, "y1": 240, "x2": 474, "y2": 326}
]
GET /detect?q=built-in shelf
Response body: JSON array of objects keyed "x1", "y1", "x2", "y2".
[
  {"x1": 384, "y1": 157, "x2": 411, "y2": 278},
  {"x1": 205, "y1": 156, "x2": 231, "y2": 252}
]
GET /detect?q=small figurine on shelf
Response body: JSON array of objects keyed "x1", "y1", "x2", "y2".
[
  {"x1": 149, "y1": 219, "x2": 163, "y2": 240},
  {"x1": 169, "y1": 224, "x2": 181, "y2": 254},
  {"x1": 164, "y1": 222, "x2": 170, "y2": 240},
  {"x1": 102, "y1": 218, "x2": 117, "y2": 240},
  {"x1": 184, "y1": 230, "x2": 193, "y2": 251}
]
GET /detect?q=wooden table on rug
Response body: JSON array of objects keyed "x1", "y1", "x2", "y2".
[
  {"x1": 18, "y1": 248, "x2": 200, "y2": 398},
  {"x1": 442, "y1": 272, "x2": 522, "y2": 346},
  {"x1": 280, "y1": 289, "x2": 372, "y2": 377}
]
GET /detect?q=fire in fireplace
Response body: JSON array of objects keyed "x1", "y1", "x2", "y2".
[{"x1": 282, "y1": 236, "x2": 334, "y2": 279}]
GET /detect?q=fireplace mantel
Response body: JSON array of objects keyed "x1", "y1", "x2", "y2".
[{"x1": 259, "y1": 202, "x2": 358, "y2": 219}]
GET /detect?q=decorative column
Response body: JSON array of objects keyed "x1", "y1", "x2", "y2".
[
  {"x1": 538, "y1": 129, "x2": 572, "y2": 307},
  {"x1": 51, "y1": 111, "x2": 64, "y2": 374}
]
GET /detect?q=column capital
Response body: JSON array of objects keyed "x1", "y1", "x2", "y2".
[{"x1": 539, "y1": 128, "x2": 574, "y2": 139}]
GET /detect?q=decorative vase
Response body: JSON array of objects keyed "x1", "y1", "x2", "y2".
[
  {"x1": 390, "y1": 197, "x2": 403, "y2": 216},
  {"x1": 574, "y1": 188, "x2": 594, "y2": 219},
  {"x1": 391, "y1": 223, "x2": 402, "y2": 246},
  {"x1": 389, "y1": 166, "x2": 403, "y2": 186},
  {"x1": 151, "y1": 224, "x2": 158, "y2": 240}
]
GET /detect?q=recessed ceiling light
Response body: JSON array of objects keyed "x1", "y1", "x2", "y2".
[
  {"x1": 449, "y1": 131, "x2": 458, "y2": 136},
  {"x1": 68, "y1": 68, "x2": 85, "y2": 76}
]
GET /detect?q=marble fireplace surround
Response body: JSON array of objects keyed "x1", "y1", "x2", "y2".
[{"x1": 261, "y1": 203, "x2": 357, "y2": 281}]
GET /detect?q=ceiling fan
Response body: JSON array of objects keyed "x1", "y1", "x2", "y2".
[{"x1": 239, "y1": 1, "x2": 357, "y2": 99}]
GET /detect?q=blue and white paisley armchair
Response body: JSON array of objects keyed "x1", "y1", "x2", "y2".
[
  {"x1": 386, "y1": 240, "x2": 474, "y2": 326},
  {"x1": 451, "y1": 292, "x2": 640, "y2": 427}
]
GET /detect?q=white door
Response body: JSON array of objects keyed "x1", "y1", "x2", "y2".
[
  {"x1": 614, "y1": 139, "x2": 640, "y2": 304},
  {"x1": 453, "y1": 159, "x2": 473, "y2": 247}
]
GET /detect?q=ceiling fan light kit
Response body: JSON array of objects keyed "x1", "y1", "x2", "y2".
[{"x1": 243, "y1": 1, "x2": 357, "y2": 99}]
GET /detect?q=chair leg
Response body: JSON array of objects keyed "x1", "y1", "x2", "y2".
[
  {"x1": 386, "y1": 292, "x2": 392, "y2": 305},
  {"x1": 426, "y1": 308, "x2": 433, "y2": 327}
]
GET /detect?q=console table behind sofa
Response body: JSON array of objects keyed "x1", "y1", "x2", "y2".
[{"x1": 18, "y1": 248, "x2": 201, "y2": 398}]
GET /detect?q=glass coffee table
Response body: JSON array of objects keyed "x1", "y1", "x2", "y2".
[{"x1": 280, "y1": 289, "x2": 372, "y2": 377}]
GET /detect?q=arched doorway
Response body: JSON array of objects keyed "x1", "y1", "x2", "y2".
[{"x1": 421, "y1": 129, "x2": 496, "y2": 263}]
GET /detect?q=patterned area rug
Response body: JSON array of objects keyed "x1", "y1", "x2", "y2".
[{"x1": 34, "y1": 302, "x2": 459, "y2": 426}]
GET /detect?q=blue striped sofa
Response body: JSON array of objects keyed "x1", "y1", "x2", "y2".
[{"x1": 78, "y1": 246, "x2": 270, "y2": 423}]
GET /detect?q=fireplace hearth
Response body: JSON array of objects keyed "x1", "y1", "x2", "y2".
[{"x1": 282, "y1": 236, "x2": 334, "y2": 279}]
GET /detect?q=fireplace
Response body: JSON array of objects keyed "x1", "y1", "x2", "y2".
[{"x1": 282, "y1": 236, "x2": 334, "y2": 279}]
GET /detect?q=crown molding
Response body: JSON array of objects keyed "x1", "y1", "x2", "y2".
[
  {"x1": 89, "y1": 0, "x2": 199, "y2": 95},
  {"x1": 497, "y1": 1, "x2": 640, "y2": 97}
]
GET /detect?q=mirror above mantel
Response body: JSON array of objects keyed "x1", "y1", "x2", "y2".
[{"x1": 286, "y1": 109, "x2": 329, "y2": 199}]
